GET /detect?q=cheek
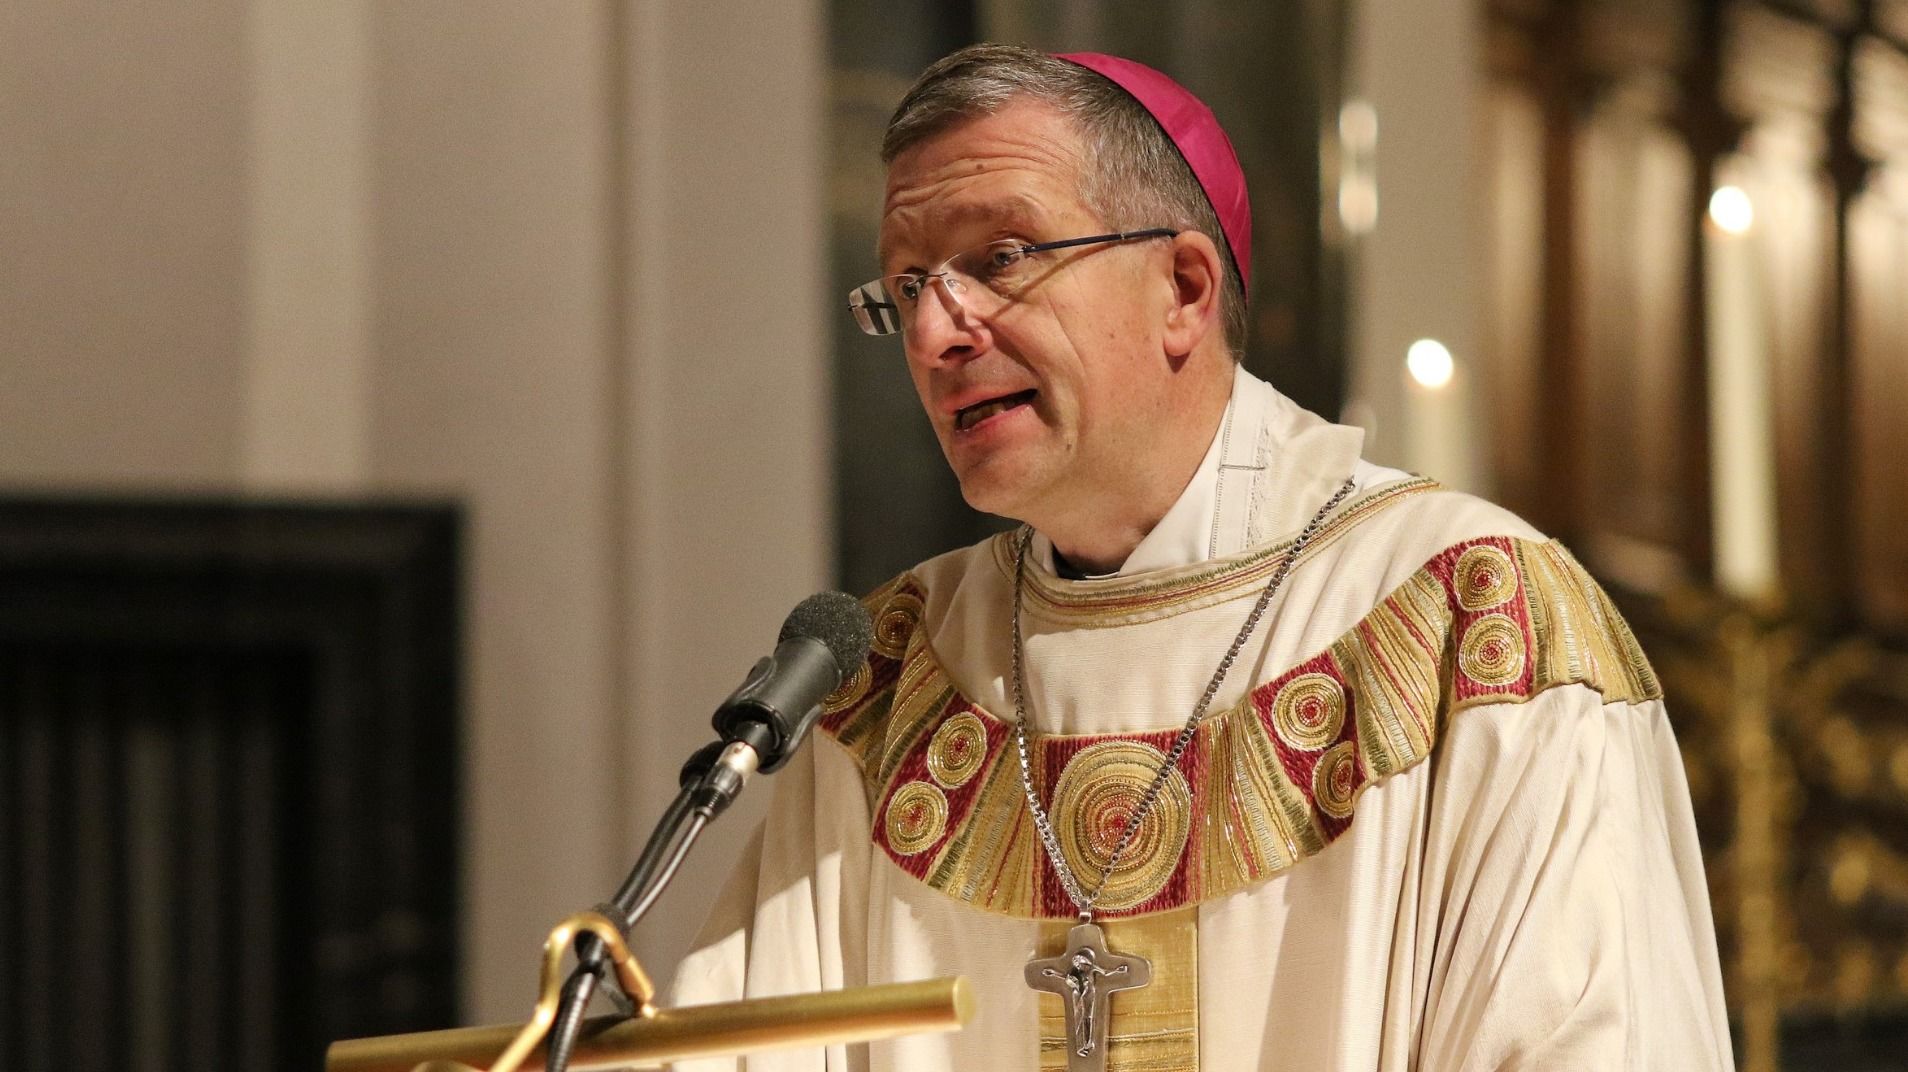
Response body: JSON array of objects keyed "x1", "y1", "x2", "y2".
[
  {"x1": 903, "y1": 358, "x2": 942, "y2": 429},
  {"x1": 1045, "y1": 298, "x2": 1152, "y2": 396},
  {"x1": 1054, "y1": 275, "x2": 1151, "y2": 352}
]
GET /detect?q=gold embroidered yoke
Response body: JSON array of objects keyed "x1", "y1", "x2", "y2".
[
  {"x1": 667, "y1": 481, "x2": 1734, "y2": 1072},
  {"x1": 824, "y1": 519, "x2": 1660, "y2": 921}
]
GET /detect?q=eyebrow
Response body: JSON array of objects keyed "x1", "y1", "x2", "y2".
[{"x1": 876, "y1": 194, "x2": 1046, "y2": 269}]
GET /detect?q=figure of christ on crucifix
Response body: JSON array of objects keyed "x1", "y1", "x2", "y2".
[{"x1": 1023, "y1": 923, "x2": 1152, "y2": 1072}]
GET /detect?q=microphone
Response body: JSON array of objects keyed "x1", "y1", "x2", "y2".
[{"x1": 694, "y1": 591, "x2": 874, "y2": 815}]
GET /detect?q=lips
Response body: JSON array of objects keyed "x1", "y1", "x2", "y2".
[{"x1": 954, "y1": 389, "x2": 1038, "y2": 432}]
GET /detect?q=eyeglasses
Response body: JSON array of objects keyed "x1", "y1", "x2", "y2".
[{"x1": 847, "y1": 228, "x2": 1178, "y2": 337}]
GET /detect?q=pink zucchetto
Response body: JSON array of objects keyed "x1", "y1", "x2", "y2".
[{"x1": 1055, "y1": 52, "x2": 1253, "y2": 292}]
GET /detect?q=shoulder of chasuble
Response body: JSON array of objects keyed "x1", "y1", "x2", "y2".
[{"x1": 817, "y1": 532, "x2": 1662, "y2": 921}]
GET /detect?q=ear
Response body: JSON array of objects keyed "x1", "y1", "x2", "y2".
[{"x1": 1160, "y1": 230, "x2": 1225, "y2": 359}]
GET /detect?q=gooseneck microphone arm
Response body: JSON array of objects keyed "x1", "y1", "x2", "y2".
[
  {"x1": 545, "y1": 756, "x2": 712, "y2": 1071},
  {"x1": 544, "y1": 593, "x2": 874, "y2": 1072}
]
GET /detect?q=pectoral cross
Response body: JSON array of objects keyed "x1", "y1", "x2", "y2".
[{"x1": 1024, "y1": 921, "x2": 1152, "y2": 1072}]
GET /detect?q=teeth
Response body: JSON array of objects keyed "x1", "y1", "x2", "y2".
[
  {"x1": 958, "y1": 399, "x2": 1012, "y2": 431},
  {"x1": 956, "y1": 390, "x2": 1036, "y2": 432}
]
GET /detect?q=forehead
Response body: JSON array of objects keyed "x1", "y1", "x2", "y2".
[{"x1": 878, "y1": 100, "x2": 1093, "y2": 264}]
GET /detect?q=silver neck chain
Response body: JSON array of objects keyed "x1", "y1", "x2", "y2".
[{"x1": 1009, "y1": 476, "x2": 1357, "y2": 921}]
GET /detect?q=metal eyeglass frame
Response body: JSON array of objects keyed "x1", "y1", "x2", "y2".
[{"x1": 847, "y1": 227, "x2": 1179, "y2": 337}]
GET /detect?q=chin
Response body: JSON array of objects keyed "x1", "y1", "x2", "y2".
[{"x1": 952, "y1": 464, "x2": 1041, "y2": 524}]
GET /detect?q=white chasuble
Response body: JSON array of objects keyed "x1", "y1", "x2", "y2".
[{"x1": 666, "y1": 372, "x2": 1734, "y2": 1071}]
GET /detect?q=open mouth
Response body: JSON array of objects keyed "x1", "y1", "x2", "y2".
[{"x1": 955, "y1": 389, "x2": 1038, "y2": 432}]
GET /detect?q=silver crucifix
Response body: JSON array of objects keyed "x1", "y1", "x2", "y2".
[{"x1": 1024, "y1": 921, "x2": 1152, "y2": 1072}]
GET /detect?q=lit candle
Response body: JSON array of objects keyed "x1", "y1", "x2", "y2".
[
  {"x1": 1404, "y1": 338, "x2": 1478, "y2": 491},
  {"x1": 1703, "y1": 179, "x2": 1781, "y2": 600}
]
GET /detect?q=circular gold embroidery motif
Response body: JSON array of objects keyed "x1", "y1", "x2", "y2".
[
  {"x1": 872, "y1": 591, "x2": 923, "y2": 660},
  {"x1": 823, "y1": 659, "x2": 872, "y2": 715},
  {"x1": 885, "y1": 781, "x2": 949, "y2": 856},
  {"x1": 1313, "y1": 742, "x2": 1359, "y2": 819},
  {"x1": 1271, "y1": 673, "x2": 1346, "y2": 751},
  {"x1": 1051, "y1": 740, "x2": 1193, "y2": 912},
  {"x1": 926, "y1": 711, "x2": 988, "y2": 789},
  {"x1": 1453, "y1": 545, "x2": 1519, "y2": 611},
  {"x1": 1459, "y1": 613, "x2": 1527, "y2": 687}
]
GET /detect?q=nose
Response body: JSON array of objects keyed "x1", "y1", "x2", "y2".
[{"x1": 904, "y1": 276, "x2": 989, "y2": 367}]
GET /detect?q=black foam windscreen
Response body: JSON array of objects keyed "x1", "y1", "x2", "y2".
[{"x1": 777, "y1": 591, "x2": 874, "y2": 677}]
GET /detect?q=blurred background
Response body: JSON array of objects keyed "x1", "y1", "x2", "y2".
[{"x1": 2, "y1": 1, "x2": 1905, "y2": 1069}]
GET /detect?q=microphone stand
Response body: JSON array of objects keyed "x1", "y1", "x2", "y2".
[
  {"x1": 543, "y1": 741, "x2": 729, "y2": 1072},
  {"x1": 547, "y1": 630, "x2": 845, "y2": 1071}
]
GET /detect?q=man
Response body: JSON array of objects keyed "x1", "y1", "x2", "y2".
[{"x1": 669, "y1": 44, "x2": 1732, "y2": 1071}]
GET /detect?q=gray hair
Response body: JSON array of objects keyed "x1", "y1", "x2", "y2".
[{"x1": 882, "y1": 44, "x2": 1248, "y2": 357}]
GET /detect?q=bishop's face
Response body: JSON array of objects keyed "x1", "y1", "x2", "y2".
[{"x1": 878, "y1": 100, "x2": 1186, "y2": 527}]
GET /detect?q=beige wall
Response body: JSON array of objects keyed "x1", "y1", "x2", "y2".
[
  {"x1": 0, "y1": 0, "x2": 829, "y2": 1025},
  {"x1": 1, "y1": 2, "x2": 251, "y2": 487}
]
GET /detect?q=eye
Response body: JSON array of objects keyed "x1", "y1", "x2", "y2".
[
  {"x1": 896, "y1": 276, "x2": 926, "y2": 302},
  {"x1": 970, "y1": 244, "x2": 1027, "y2": 282}
]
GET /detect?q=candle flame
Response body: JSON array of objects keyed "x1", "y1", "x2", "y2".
[
  {"x1": 1709, "y1": 186, "x2": 1755, "y2": 235},
  {"x1": 1407, "y1": 339, "x2": 1455, "y2": 390}
]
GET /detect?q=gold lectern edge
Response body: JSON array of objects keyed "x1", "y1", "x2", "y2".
[
  {"x1": 324, "y1": 909, "x2": 972, "y2": 1072},
  {"x1": 327, "y1": 979, "x2": 971, "y2": 1072}
]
